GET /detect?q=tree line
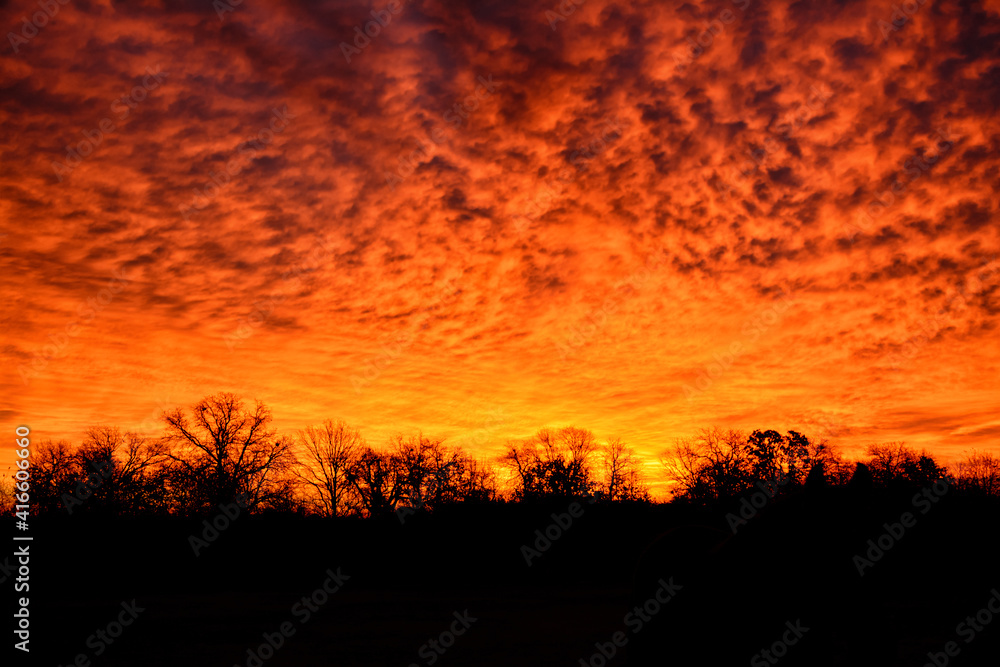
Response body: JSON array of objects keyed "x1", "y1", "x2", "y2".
[
  {"x1": 4, "y1": 393, "x2": 999, "y2": 518},
  {"x1": 659, "y1": 426, "x2": 1000, "y2": 503}
]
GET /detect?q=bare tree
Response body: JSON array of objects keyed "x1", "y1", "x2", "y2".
[
  {"x1": 74, "y1": 426, "x2": 168, "y2": 515},
  {"x1": 294, "y1": 419, "x2": 363, "y2": 516},
  {"x1": 391, "y1": 436, "x2": 501, "y2": 510},
  {"x1": 502, "y1": 427, "x2": 597, "y2": 500},
  {"x1": 346, "y1": 447, "x2": 403, "y2": 518},
  {"x1": 601, "y1": 437, "x2": 649, "y2": 502},
  {"x1": 804, "y1": 439, "x2": 854, "y2": 486},
  {"x1": 0, "y1": 477, "x2": 14, "y2": 516},
  {"x1": 451, "y1": 453, "x2": 500, "y2": 504},
  {"x1": 28, "y1": 440, "x2": 77, "y2": 514},
  {"x1": 956, "y1": 450, "x2": 1000, "y2": 496},
  {"x1": 603, "y1": 437, "x2": 628, "y2": 502},
  {"x1": 864, "y1": 442, "x2": 915, "y2": 487},
  {"x1": 501, "y1": 437, "x2": 540, "y2": 500},
  {"x1": 391, "y1": 434, "x2": 452, "y2": 511},
  {"x1": 660, "y1": 428, "x2": 749, "y2": 503},
  {"x1": 558, "y1": 427, "x2": 599, "y2": 468},
  {"x1": 864, "y1": 442, "x2": 947, "y2": 488},
  {"x1": 161, "y1": 393, "x2": 295, "y2": 513}
]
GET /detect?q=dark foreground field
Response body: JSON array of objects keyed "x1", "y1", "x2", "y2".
[{"x1": 10, "y1": 487, "x2": 1000, "y2": 666}]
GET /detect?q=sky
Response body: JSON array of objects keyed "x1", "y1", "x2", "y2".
[{"x1": 1, "y1": 0, "x2": 998, "y2": 490}]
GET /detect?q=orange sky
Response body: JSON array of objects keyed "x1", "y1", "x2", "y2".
[{"x1": 2, "y1": 0, "x2": 998, "y2": 483}]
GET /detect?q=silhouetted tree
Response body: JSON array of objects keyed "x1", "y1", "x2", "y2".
[
  {"x1": 388, "y1": 436, "x2": 500, "y2": 511},
  {"x1": 955, "y1": 450, "x2": 1000, "y2": 496},
  {"x1": 346, "y1": 447, "x2": 402, "y2": 518},
  {"x1": 907, "y1": 454, "x2": 948, "y2": 486},
  {"x1": 391, "y1": 434, "x2": 457, "y2": 511},
  {"x1": 0, "y1": 477, "x2": 14, "y2": 516},
  {"x1": 502, "y1": 427, "x2": 597, "y2": 501},
  {"x1": 805, "y1": 461, "x2": 827, "y2": 489},
  {"x1": 161, "y1": 393, "x2": 295, "y2": 513},
  {"x1": 27, "y1": 440, "x2": 77, "y2": 514},
  {"x1": 662, "y1": 428, "x2": 853, "y2": 503},
  {"x1": 71, "y1": 426, "x2": 168, "y2": 516},
  {"x1": 294, "y1": 419, "x2": 363, "y2": 516},
  {"x1": 660, "y1": 428, "x2": 750, "y2": 503},
  {"x1": 864, "y1": 442, "x2": 947, "y2": 489},
  {"x1": 450, "y1": 453, "x2": 499, "y2": 504},
  {"x1": 600, "y1": 437, "x2": 650, "y2": 502},
  {"x1": 744, "y1": 429, "x2": 812, "y2": 486},
  {"x1": 24, "y1": 406, "x2": 986, "y2": 524},
  {"x1": 805, "y1": 439, "x2": 854, "y2": 486},
  {"x1": 865, "y1": 442, "x2": 913, "y2": 487}
]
